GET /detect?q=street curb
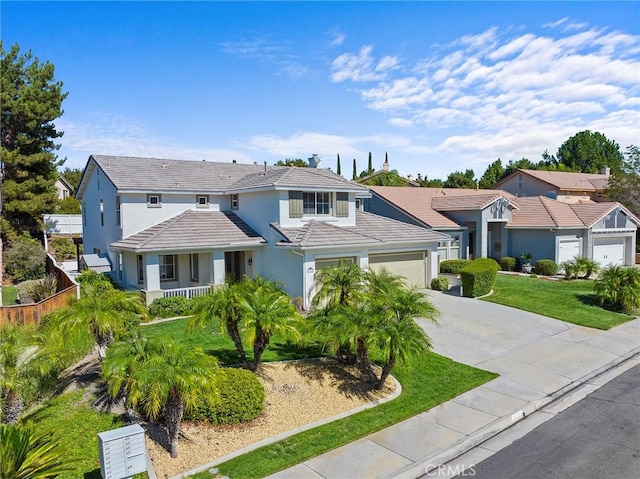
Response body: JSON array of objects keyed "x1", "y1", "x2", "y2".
[
  {"x1": 170, "y1": 373, "x2": 403, "y2": 479},
  {"x1": 390, "y1": 346, "x2": 640, "y2": 479}
]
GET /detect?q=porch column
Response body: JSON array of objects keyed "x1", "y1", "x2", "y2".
[
  {"x1": 357, "y1": 251, "x2": 369, "y2": 270},
  {"x1": 212, "y1": 251, "x2": 225, "y2": 286},
  {"x1": 145, "y1": 254, "x2": 160, "y2": 291},
  {"x1": 427, "y1": 250, "x2": 438, "y2": 287}
]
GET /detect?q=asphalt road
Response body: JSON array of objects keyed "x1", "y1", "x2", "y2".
[{"x1": 454, "y1": 364, "x2": 640, "y2": 479}]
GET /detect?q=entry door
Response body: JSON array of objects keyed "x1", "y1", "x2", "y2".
[{"x1": 225, "y1": 251, "x2": 245, "y2": 282}]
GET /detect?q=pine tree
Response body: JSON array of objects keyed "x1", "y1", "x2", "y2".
[
  {"x1": 368, "y1": 152, "x2": 373, "y2": 173},
  {"x1": 352, "y1": 159, "x2": 357, "y2": 180},
  {"x1": 1, "y1": 43, "x2": 67, "y2": 243},
  {"x1": 337, "y1": 154, "x2": 341, "y2": 176}
]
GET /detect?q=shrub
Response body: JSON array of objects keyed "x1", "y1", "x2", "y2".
[
  {"x1": 4, "y1": 237, "x2": 46, "y2": 282},
  {"x1": 439, "y1": 259, "x2": 472, "y2": 274},
  {"x1": 148, "y1": 296, "x2": 195, "y2": 318},
  {"x1": 534, "y1": 259, "x2": 558, "y2": 276},
  {"x1": 50, "y1": 237, "x2": 76, "y2": 261},
  {"x1": 460, "y1": 258, "x2": 499, "y2": 298},
  {"x1": 430, "y1": 277, "x2": 449, "y2": 291},
  {"x1": 24, "y1": 274, "x2": 58, "y2": 302},
  {"x1": 560, "y1": 256, "x2": 600, "y2": 279},
  {"x1": 499, "y1": 256, "x2": 517, "y2": 272},
  {"x1": 76, "y1": 270, "x2": 115, "y2": 295},
  {"x1": 186, "y1": 368, "x2": 265, "y2": 425},
  {"x1": 594, "y1": 266, "x2": 640, "y2": 314}
]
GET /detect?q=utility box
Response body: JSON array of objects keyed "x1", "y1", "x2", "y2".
[{"x1": 98, "y1": 424, "x2": 147, "y2": 479}]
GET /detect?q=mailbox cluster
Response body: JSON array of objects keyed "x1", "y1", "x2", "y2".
[{"x1": 98, "y1": 424, "x2": 147, "y2": 479}]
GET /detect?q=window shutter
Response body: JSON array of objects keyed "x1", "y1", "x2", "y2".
[
  {"x1": 289, "y1": 191, "x2": 303, "y2": 218},
  {"x1": 336, "y1": 192, "x2": 349, "y2": 217}
]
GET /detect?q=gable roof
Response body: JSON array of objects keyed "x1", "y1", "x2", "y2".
[
  {"x1": 56, "y1": 174, "x2": 74, "y2": 192},
  {"x1": 508, "y1": 197, "x2": 638, "y2": 228},
  {"x1": 77, "y1": 155, "x2": 367, "y2": 198},
  {"x1": 109, "y1": 210, "x2": 265, "y2": 252},
  {"x1": 369, "y1": 186, "x2": 518, "y2": 229},
  {"x1": 272, "y1": 211, "x2": 450, "y2": 249},
  {"x1": 494, "y1": 169, "x2": 610, "y2": 192}
]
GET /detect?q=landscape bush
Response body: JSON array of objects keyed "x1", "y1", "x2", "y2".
[
  {"x1": 460, "y1": 258, "x2": 499, "y2": 298},
  {"x1": 3, "y1": 237, "x2": 46, "y2": 282},
  {"x1": 499, "y1": 256, "x2": 517, "y2": 272},
  {"x1": 24, "y1": 274, "x2": 58, "y2": 302},
  {"x1": 430, "y1": 276, "x2": 449, "y2": 291},
  {"x1": 594, "y1": 266, "x2": 640, "y2": 314},
  {"x1": 76, "y1": 269, "x2": 116, "y2": 295},
  {"x1": 439, "y1": 259, "x2": 472, "y2": 274},
  {"x1": 186, "y1": 367, "x2": 265, "y2": 425},
  {"x1": 534, "y1": 259, "x2": 558, "y2": 276},
  {"x1": 50, "y1": 237, "x2": 76, "y2": 261},
  {"x1": 560, "y1": 256, "x2": 600, "y2": 279},
  {"x1": 148, "y1": 296, "x2": 196, "y2": 318}
]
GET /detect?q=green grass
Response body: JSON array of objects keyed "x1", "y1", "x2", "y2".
[
  {"x1": 141, "y1": 317, "x2": 325, "y2": 365},
  {"x1": 2, "y1": 285, "x2": 18, "y2": 305},
  {"x1": 190, "y1": 353, "x2": 496, "y2": 479},
  {"x1": 483, "y1": 274, "x2": 635, "y2": 329},
  {"x1": 21, "y1": 389, "x2": 128, "y2": 479}
]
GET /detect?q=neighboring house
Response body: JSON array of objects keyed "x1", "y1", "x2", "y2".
[
  {"x1": 55, "y1": 174, "x2": 74, "y2": 200},
  {"x1": 493, "y1": 168, "x2": 611, "y2": 203},
  {"x1": 366, "y1": 186, "x2": 638, "y2": 268},
  {"x1": 76, "y1": 155, "x2": 450, "y2": 306}
]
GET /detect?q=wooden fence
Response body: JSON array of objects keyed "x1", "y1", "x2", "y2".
[{"x1": 0, "y1": 254, "x2": 79, "y2": 327}]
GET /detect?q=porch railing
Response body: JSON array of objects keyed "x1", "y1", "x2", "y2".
[{"x1": 163, "y1": 285, "x2": 213, "y2": 299}]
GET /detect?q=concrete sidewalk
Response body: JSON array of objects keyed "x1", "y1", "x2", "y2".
[{"x1": 266, "y1": 291, "x2": 639, "y2": 479}]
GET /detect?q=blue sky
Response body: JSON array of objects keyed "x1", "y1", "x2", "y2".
[{"x1": 2, "y1": 1, "x2": 639, "y2": 179}]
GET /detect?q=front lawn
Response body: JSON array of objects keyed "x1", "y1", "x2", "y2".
[
  {"x1": 2, "y1": 285, "x2": 18, "y2": 305},
  {"x1": 483, "y1": 273, "x2": 635, "y2": 329}
]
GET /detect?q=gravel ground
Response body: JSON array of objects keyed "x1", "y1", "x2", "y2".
[{"x1": 146, "y1": 358, "x2": 396, "y2": 478}]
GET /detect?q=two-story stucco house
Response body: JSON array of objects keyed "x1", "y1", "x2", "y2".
[
  {"x1": 76, "y1": 155, "x2": 450, "y2": 306},
  {"x1": 493, "y1": 168, "x2": 611, "y2": 203}
]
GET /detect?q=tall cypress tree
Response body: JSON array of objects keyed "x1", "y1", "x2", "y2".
[
  {"x1": 368, "y1": 152, "x2": 373, "y2": 173},
  {"x1": 1, "y1": 43, "x2": 66, "y2": 242},
  {"x1": 352, "y1": 159, "x2": 357, "y2": 180},
  {"x1": 337, "y1": 154, "x2": 341, "y2": 176}
]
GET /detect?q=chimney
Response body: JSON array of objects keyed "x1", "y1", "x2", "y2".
[
  {"x1": 308, "y1": 154, "x2": 322, "y2": 168},
  {"x1": 600, "y1": 167, "x2": 611, "y2": 176},
  {"x1": 382, "y1": 159, "x2": 390, "y2": 172}
]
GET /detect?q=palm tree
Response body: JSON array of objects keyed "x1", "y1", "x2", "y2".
[
  {"x1": 190, "y1": 282, "x2": 249, "y2": 369},
  {"x1": 0, "y1": 327, "x2": 36, "y2": 424},
  {"x1": 0, "y1": 422, "x2": 76, "y2": 478},
  {"x1": 239, "y1": 277, "x2": 301, "y2": 371},
  {"x1": 311, "y1": 261, "x2": 364, "y2": 310},
  {"x1": 594, "y1": 265, "x2": 640, "y2": 313},
  {"x1": 103, "y1": 336, "x2": 218, "y2": 458},
  {"x1": 50, "y1": 285, "x2": 148, "y2": 359},
  {"x1": 371, "y1": 287, "x2": 438, "y2": 389}
]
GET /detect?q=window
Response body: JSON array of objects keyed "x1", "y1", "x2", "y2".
[
  {"x1": 196, "y1": 195, "x2": 209, "y2": 208},
  {"x1": 82, "y1": 202, "x2": 86, "y2": 225},
  {"x1": 116, "y1": 196, "x2": 121, "y2": 225},
  {"x1": 147, "y1": 194, "x2": 161, "y2": 207},
  {"x1": 355, "y1": 198, "x2": 362, "y2": 211},
  {"x1": 63, "y1": 190, "x2": 69, "y2": 199},
  {"x1": 117, "y1": 253, "x2": 123, "y2": 280},
  {"x1": 137, "y1": 255, "x2": 144, "y2": 284},
  {"x1": 99, "y1": 199, "x2": 104, "y2": 226},
  {"x1": 190, "y1": 254, "x2": 199, "y2": 281},
  {"x1": 159, "y1": 255, "x2": 176, "y2": 281},
  {"x1": 336, "y1": 192, "x2": 349, "y2": 217},
  {"x1": 303, "y1": 192, "x2": 331, "y2": 215},
  {"x1": 231, "y1": 194, "x2": 239, "y2": 210}
]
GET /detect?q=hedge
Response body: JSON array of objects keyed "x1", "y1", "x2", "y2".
[
  {"x1": 499, "y1": 256, "x2": 517, "y2": 272},
  {"x1": 534, "y1": 259, "x2": 558, "y2": 276},
  {"x1": 148, "y1": 296, "x2": 196, "y2": 318},
  {"x1": 186, "y1": 368, "x2": 265, "y2": 425},
  {"x1": 460, "y1": 258, "x2": 499, "y2": 298},
  {"x1": 430, "y1": 276, "x2": 449, "y2": 291},
  {"x1": 439, "y1": 259, "x2": 472, "y2": 274}
]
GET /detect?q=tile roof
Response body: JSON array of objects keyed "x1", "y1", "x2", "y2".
[
  {"x1": 370, "y1": 186, "x2": 518, "y2": 228},
  {"x1": 496, "y1": 169, "x2": 610, "y2": 191},
  {"x1": 272, "y1": 211, "x2": 450, "y2": 248},
  {"x1": 86, "y1": 155, "x2": 367, "y2": 194},
  {"x1": 110, "y1": 210, "x2": 265, "y2": 252}
]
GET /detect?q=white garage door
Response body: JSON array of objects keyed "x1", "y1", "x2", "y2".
[
  {"x1": 369, "y1": 252, "x2": 426, "y2": 288},
  {"x1": 558, "y1": 240, "x2": 581, "y2": 264},
  {"x1": 593, "y1": 238, "x2": 625, "y2": 267},
  {"x1": 315, "y1": 257, "x2": 355, "y2": 270}
]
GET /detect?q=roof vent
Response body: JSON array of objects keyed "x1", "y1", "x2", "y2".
[
  {"x1": 161, "y1": 162, "x2": 168, "y2": 169},
  {"x1": 308, "y1": 154, "x2": 322, "y2": 168}
]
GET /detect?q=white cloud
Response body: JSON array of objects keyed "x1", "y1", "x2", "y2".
[
  {"x1": 328, "y1": 31, "x2": 346, "y2": 47},
  {"x1": 330, "y1": 45, "x2": 399, "y2": 83}
]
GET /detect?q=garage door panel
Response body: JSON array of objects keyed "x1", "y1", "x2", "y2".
[
  {"x1": 369, "y1": 252, "x2": 426, "y2": 288},
  {"x1": 593, "y1": 239, "x2": 625, "y2": 267},
  {"x1": 558, "y1": 240, "x2": 581, "y2": 264}
]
